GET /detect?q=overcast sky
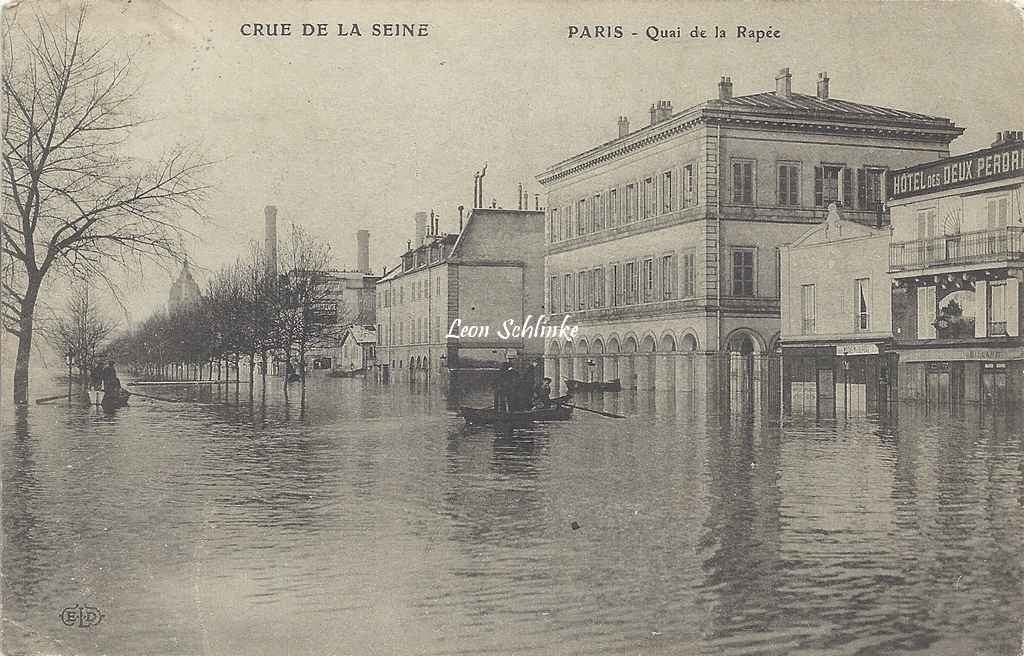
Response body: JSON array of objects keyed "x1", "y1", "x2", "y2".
[{"x1": 9, "y1": 0, "x2": 1024, "y2": 327}]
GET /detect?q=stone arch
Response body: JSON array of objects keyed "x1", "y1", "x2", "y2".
[
  {"x1": 681, "y1": 332, "x2": 699, "y2": 352},
  {"x1": 606, "y1": 335, "x2": 621, "y2": 353},
  {"x1": 659, "y1": 332, "x2": 677, "y2": 352},
  {"x1": 547, "y1": 340, "x2": 561, "y2": 356},
  {"x1": 606, "y1": 336, "x2": 620, "y2": 381},
  {"x1": 724, "y1": 327, "x2": 767, "y2": 354},
  {"x1": 592, "y1": 338, "x2": 605, "y2": 354},
  {"x1": 576, "y1": 337, "x2": 590, "y2": 354},
  {"x1": 640, "y1": 333, "x2": 657, "y2": 353},
  {"x1": 591, "y1": 337, "x2": 606, "y2": 381},
  {"x1": 622, "y1": 334, "x2": 638, "y2": 353},
  {"x1": 767, "y1": 331, "x2": 782, "y2": 354}
]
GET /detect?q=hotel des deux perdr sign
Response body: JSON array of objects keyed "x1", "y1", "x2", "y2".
[{"x1": 889, "y1": 138, "x2": 1024, "y2": 201}]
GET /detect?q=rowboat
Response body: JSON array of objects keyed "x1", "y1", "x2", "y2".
[
  {"x1": 460, "y1": 396, "x2": 573, "y2": 427},
  {"x1": 565, "y1": 378, "x2": 622, "y2": 392}
]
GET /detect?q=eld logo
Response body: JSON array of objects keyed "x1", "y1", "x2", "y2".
[{"x1": 60, "y1": 605, "x2": 103, "y2": 628}]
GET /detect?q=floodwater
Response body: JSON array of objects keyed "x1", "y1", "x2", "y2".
[{"x1": 2, "y1": 377, "x2": 1023, "y2": 655}]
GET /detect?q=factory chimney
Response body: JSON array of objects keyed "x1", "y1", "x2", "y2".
[
  {"x1": 264, "y1": 205, "x2": 278, "y2": 277},
  {"x1": 414, "y1": 211, "x2": 428, "y2": 246},
  {"x1": 356, "y1": 230, "x2": 370, "y2": 273}
]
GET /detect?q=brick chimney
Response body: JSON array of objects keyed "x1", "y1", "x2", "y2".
[
  {"x1": 414, "y1": 211, "x2": 428, "y2": 246},
  {"x1": 775, "y1": 67, "x2": 792, "y2": 98},
  {"x1": 718, "y1": 76, "x2": 733, "y2": 100},
  {"x1": 649, "y1": 100, "x2": 673, "y2": 126},
  {"x1": 618, "y1": 115, "x2": 630, "y2": 138},
  {"x1": 816, "y1": 72, "x2": 830, "y2": 99},
  {"x1": 649, "y1": 103, "x2": 658, "y2": 126},
  {"x1": 264, "y1": 205, "x2": 278, "y2": 277},
  {"x1": 356, "y1": 229, "x2": 370, "y2": 273}
]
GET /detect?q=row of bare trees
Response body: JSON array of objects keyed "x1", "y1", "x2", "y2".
[
  {"x1": 108, "y1": 225, "x2": 347, "y2": 396},
  {"x1": 2, "y1": 6, "x2": 209, "y2": 404}
]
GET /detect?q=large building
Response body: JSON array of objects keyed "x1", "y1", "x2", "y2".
[
  {"x1": 780, "y1": 204, "x2": 894, "y2": 417},
  {"x1": 536, "y1": 68, "x2": 962, "y2": 410},
  {"x1": 888, "y1": 130, "x2": 1024, "y2": 409},
  {"x1": 375, "y1": 208, "x2": 546, "y2": 384},
  {"x1": 168, "y1": 260, "x2": 201, "y2": 311}
]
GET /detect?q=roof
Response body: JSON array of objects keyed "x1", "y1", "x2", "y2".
[
  {"x1": 538, "y1": 89, "x2": 961, "y2": 184},
  {"x1": 787, "y1": 204, "x2": 888, "y2": 249},
  {"x1": 714, "y1": 91, "x2": 950, "y2": 122},
  {"x1": 344, "y1": 325, "x2": 377, "y2": 344}
]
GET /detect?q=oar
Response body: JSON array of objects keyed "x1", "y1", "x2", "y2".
[
  {"x1": 557, "y1": 402, "x2": 626, "y2": 419},
  {"x1": 35, "y1": 393, "x2": 71, "y2": 405}
]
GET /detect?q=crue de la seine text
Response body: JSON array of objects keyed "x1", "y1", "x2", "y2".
[{"x1": 240, "y1": 23, "x2": 430, "y2": 38}]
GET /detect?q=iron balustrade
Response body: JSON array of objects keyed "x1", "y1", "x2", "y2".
[{"x1": 890, "y1": 226, "x2": 1024, "y2": 271}]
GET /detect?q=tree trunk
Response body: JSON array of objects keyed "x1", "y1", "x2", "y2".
[{"x1": 12, "y1": 275, "x2": 42, "y2": 405}]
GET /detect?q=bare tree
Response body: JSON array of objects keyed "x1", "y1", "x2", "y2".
[
  {"x1": 39, "y1": 284, "x2": 116, "y2": 379},
  {"x1": 1, "y1": 6, "x2": 209, "y2": 404}
]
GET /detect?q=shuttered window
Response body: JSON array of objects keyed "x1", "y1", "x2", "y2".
[{"x1": 732, "y1": 160, "x2": 754, "y2": 204}]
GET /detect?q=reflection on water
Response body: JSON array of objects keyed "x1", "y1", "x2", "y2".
[{"x1": 2, "y1": 379, "x2": 1022, "y2": 655}]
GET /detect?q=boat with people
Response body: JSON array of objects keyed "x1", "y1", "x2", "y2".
[
  {"x1": 564, "y1": 378, "x2": 622, "y2": 392},
  {"x1": 460, "y1": 395, "x2": 573, "y2": 427}
]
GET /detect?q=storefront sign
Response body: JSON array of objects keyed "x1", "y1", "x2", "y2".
[
  {"x1": 898, "y1": 345, "x2": 1024, "y2": 363},
  {"x1": 888, "y1": 140, "x2": 1024, "y2": 200},
  {"x1": 837, "y1": 343, "x2": 879, "y2": 356}
]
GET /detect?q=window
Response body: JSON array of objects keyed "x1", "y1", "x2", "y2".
[
  {"x1": 563, "y1": 273, "x2": 572, "y2": 311},
  {"x1": 549, "y1": 275, "x2": 559, "y2": 313},
  {"x1": 612, "y1": 264, "x2": 622, "y2": 306},
  {"x1": 642, "y1": 258, "x2": 654, "y2": 302},
  {"x1": 990, "y1": 283, "x2": 1007, "y2": 335},
  {"x1": 801, "y1": 284, "x2": 815, "y2": 334},
  {"x1": 624, "y1": 261, "x2": 637, "y2": 304},
  {"x1": 585, "y1": 270, "x2": 595, "y2": 309},
  {"x1": 609, "y1": 189, "x2": 619, "y2": 226},
  {"x1": 815, "y1": 165, "x2": 852, "y2": 207},
  {"x1": 859, "y1": 167, "x2": 885, "y2": 211},
  {"x1": 778, "y1": 163, "x2": 799, "y2": 206},
  {"x1": 855, "y1": 278, "x2": 871, "y2": 331},
  {"x1": 594, "y1": 194, "x2": 604, "y2": 231},
  {"x1": 577, "y1": 271, "x2": 586, "y2": 310},
  {"x1": 682, "y1": 251, "x2": 695, "y2": 297},
  {"x1": 732, "y1": 160, "x2": 754, "y2": 204},
  {"x1": 625, "y1": 183, "x2": 637, "y2": 222},
  {"x1": 987, "y1": 195, "x2": 1009, "y2": 230},
  {"x1": 578, "y1": 199, "x2": 588, "y2": 235},
  {"x1": 683, "y1": 163, "x2": 697, "y2": 207},
  {"x1": 660, "y1": 254, "x2": 676, "y2": 300},
  {"x1": 642, "y1": 177, "x2": 655, "y2": 219},
  {"x1": 732, "y1": 248, "x2": 755, "y2": 296},
  {"x1": 663, "y1": 171, "x2": 674, "y2": 213},
  {"x1": 594, "y1": 267, "x2": 605, "y2": 308},
  {"x1": 562, "y1": 206, "x2": 570, "y2": 240},
  {"x1": 550, "y1": 208, "x2": 559, "y2": 241}
]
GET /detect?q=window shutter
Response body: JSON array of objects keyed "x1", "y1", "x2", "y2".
[
  {"x1": 671, "y1": 255, "x2": 678, "y2": 299},
  {"x1": 857, "y1": 167, "x2": 866, "y2": 209},
  {"x1": 778, "y1": 166, "x2": 786, "y2": 204},
  {"x1": 693, "y1": 162, "x2": 699, "y2": 205},
  {"x1": 917, "y1": 286, "x2": 937, "y2": 339},
  {"x1": 975, "y1": 280, "x2": 988, "y2": 337},
  {"x1": 1006, "y1": 278, "x2": 1019, "y2": 337},
  {"x1": 814, "y1": 166, "x2": 823, "y2": 207},
  {"x1": 843, "y1": 168, "x2": 854, "y2": 208}
]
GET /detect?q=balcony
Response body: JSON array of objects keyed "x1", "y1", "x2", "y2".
[{"x1": 890, "y1": 227, "x2": 1024, "y2": 273}]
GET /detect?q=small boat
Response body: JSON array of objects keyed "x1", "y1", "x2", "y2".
[
  {"x1": 460, "y1": 396, "x2": 573, "y2": 427},
  {"x1": 565, "y1": 378, "x2": 622, "y2": 392}
]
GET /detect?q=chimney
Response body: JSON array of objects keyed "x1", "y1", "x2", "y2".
[
  {"x1": 414, "y1": 211, "x2": 428, "y2": 246},
  {"x1": 617, "y1": 115, "x2": 630, "y2": 138},
  {"x1": 816, "y1": 72, "x2": 830, "y2": 99},
  {"x1": 649, "y1": 103, "x2": 658, "y2": 126},
  {"x1": 658, "y1": 100, "x2": 673, "y2": 122},
  {"x1": 534, "y1": 194, "x2": 540, "y2": 211},
  {"x1": 775, "y1": 67, "x2": 792, "y2": 98},
  {"x1": 518, "y1": 182, "x2": 523, "y2": 210},
  {"x1": 356, "y1": 230, "x2": 370, "y2": 273},
  {"x1": 718, "y1": 76, "x2": 733, "y2": 100},
  {"x1": 458, "y1": 205, "x2": 464, "y2": 231},
  {"x1": 264, "y1": 205, "x2": 278, "y2": 277}
]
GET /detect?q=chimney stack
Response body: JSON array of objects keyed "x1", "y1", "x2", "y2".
[
  {"x1": 649, "y1": 103, "x2": 658, "y2": 126},
  {"x1": 414, "y1": 211, "x2": 428, "y2": 246},
  {"x1": 356, "y1": 230, "x2": 370, "y2": 273},
  {"x1": 816, "y1": 72, "x2": 830, "y2": 100},
  {"x1": 617, "y1": 115, "x2": 630, "y2": 138},
  {"x1": 458, "y1": 205, "x2": 464, "y2": 231},
  {"x1": 264, "y1": 205, "x2": 278, "y2": 277},
  {"x1": 775, "y1": 67, "x2": 792, "y2": 98},
  {"x1": 518, "y1": 182, "x2": 523, "y2": 210},
  {"x1": 718, "y1": 76, "x2": 733, "y2": 100},
  {"x1": 534, "y1": 194, "x2": 540, "y2": 211}
]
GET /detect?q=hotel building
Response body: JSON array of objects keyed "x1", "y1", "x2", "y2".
[
  {"x1": 375, "y1": 208, "x2": 546, "y2": 383},
  {"x1": 888, "y1": 130, "x2": 1024, "y2": 408},
  {"x1": 537, "y1": 68, "x2": 962, "y2": 410}
]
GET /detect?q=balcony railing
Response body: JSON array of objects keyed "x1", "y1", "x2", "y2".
[{"x1": 890, "y1": 227, "x2": 1024, "y2": 272}]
